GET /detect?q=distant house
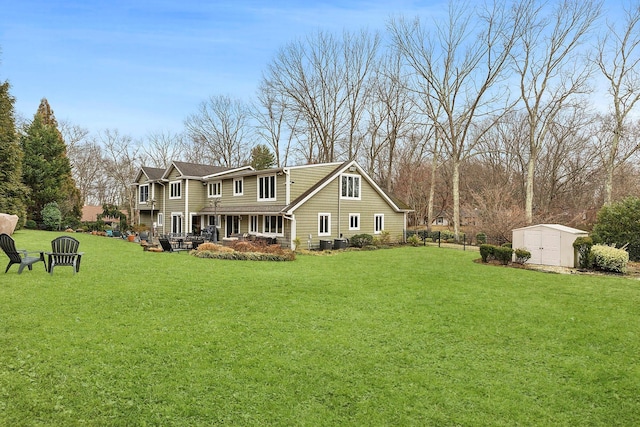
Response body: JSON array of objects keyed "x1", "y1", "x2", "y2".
[
  {"x1": 133, "y1": 160, "x2": 413, "y2": 249},
  {"x1": 81, "y1": 206, "x2": 127, "y2": 227}
]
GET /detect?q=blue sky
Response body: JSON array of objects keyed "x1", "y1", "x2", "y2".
[{"x1": 0, "y1": 0, "x2": 440, "y2": 139}]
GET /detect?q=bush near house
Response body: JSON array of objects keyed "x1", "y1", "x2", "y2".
[
  {"x1": 350, "y1": 234, "x2": 374, "y2": 248},
  {"x1": 590, "y1": 244, "x2": 629, "y2": 274},
  {"x1": 192, "y1": 240, "x2": 296, "y2": 261}
]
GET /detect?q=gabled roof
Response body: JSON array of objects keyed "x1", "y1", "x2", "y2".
[
  {"x1": 512, "y1": 224, "x2": 588, "y2": 234},
  {"x1": 135, "y1": 166, "x2": 165, "y2": 183},
  {"x1": 283, "y1": 160, "x2": 413, "y2": 214},
  {"x1": 165, "y1": 161, "x2": 235, "y2": 179}
]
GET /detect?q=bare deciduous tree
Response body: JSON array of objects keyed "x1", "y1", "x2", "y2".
[
  {"x1": 515, "y1": 0, "x2": 601, "y2": 223},
  {"x1": 99, "y1": 129, "x2": 141, "y2": 223},
  {"x1": 390, "y1": 0, "x2": 524, "y2": 237},
  {"x1": 141, "y1": 130, "x2": 187, "y2": 168},
  {"x1": 596, "y1": 1, "x2": 640, "y2": 205},
  {"x1": 184, "y1": 95, "x2": 253, "y2": 167},
  {"x1": 263, "y1": 29, "x2": 378, "y2": 163}
]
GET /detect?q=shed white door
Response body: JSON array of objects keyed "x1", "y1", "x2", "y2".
[
  {"x1": 524, "y1": 230, "x2": 543, "y2": 264},
  {"x1": 523, "y1": 229, "x2": 561, "y2": 266},
  {"x1": 541, "y1": 231, "x2": 561, "y2": 266}
]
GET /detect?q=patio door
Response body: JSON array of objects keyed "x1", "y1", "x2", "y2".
[
  {"x1": 226, "y1": 215, "x2": 240, "y2": 237},
  {"x1": 171, "y1": 213, "x2": 183, "y2": 235}
]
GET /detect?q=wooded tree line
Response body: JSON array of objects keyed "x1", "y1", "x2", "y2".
[{"x1": 3, "y1": 0, "x2": 640, "y2": 240}]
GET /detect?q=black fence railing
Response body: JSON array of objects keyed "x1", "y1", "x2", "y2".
[{"x1": 407, "y1": 230, "x2": 470, "y2": 250}]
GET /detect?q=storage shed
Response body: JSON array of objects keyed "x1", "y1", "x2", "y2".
[{"x1": 512, "y1": 224, "x2": 588, "y2": 267}]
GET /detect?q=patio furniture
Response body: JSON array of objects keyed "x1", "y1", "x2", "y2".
[
  {"x1": 0, "y1": 233, "x2": 45, "y2": 274},
  {"x1": 47, "y1": 236, "x2": 83, "y2": 275},
  {"x1": 158, "y1": 238, "x2": 188, "y2": 252}
]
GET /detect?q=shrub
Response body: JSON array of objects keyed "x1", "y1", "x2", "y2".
[
  {"x1": 378, "y1": 230, "x2": 391, "y2": 245},
  {"x1": 25, "y1": 219, "x2": 37, "y2": 229},
  {"x1": 494, "y1": 246, "x2": 514, "y2": 265},
  {"x1": 479, "y1": 244, "x2": 495, "y2": 263},
  {"x1": 514, "y1": 248, "x2": 531, "y2": 264},
  {"x1": 407, "y1": 234, "x2": 421, "y2": 246},
  {"x1": 592, "y1": 197, "x2": 640, "y2": 261},
  {"x1": 476, "y1": 232, "x2": 487, "y2": 245},
  {"x1": 41, "y1": 202, "x2": 62, "y2": 231},
  {"x1": 501, "y1": 242, "x2": 512, "y2": 248},
  {"x1": 440, "y1": 230, "x2": 455, "y2": 241},
  {"x1": 573, "y1": 236, "x2": 594, "y2": 269},
  {"x1": 590, "y1": 244, "x2": 628, "y2": 274},
  {"x1": 351, "y1": 234, "x2": 373, "y2": 248}
]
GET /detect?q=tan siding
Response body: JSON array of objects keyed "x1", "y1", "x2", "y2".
[
  {"x1": 289, "y1": 164, "x2": 340, "y2": 199},
  {"x1": 293, "y1": 174, "x2": 406, "y2": 247}
]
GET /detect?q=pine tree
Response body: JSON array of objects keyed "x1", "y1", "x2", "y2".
[
  {"x1": 250, "y1": 144, "x2": 276, "y2": 170},
  {"x1": 0, "y1": 80, "x2": 29, "y2": 226},
  {"x1": 21, "y1": 98, "x2": 82, "y2": 225}
]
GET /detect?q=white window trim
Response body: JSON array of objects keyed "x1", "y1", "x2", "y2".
[
  {"x1": 234, "y1": 178, "x2": 244, "y2": 196},
  {"x1": 258, "y1": 174, "x2": 277, "y2": 201},
  {"x1": 139, "y1": 184, "x2": 149, "y2": 204},
  {"x1": 157, "y1": 213, "x2": 164, "y2": 228},
  {"x1": 318, "y1": 213, "x2": 331, "y2": 237},
  {"x1": 169, "y1": 180, "x2": 182, "y2": 200},
  {"x1": 349, "y1": 213, "x2": 360, "y2": 231},
  {"x1": 262, "y1": 215, "x2": 284, "y2": 236},
  {"x1": 208, "y1": 181, "x2": 222, "y2": 198},
  {"x1": 374, "y1": 214, "x2": 384, "y2": 234},
  {"x1": 340, "y1": 173, "x2": 361, "y2": 200}
]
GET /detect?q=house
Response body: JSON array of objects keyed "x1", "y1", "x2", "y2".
[
  {"x1": 81, "y1": 205, "x2": 128, "y2": 227},
  {"x1": 134, "y1": 160, "x2": 413, "y2": 249}
]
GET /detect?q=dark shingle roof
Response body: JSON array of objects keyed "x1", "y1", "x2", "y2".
[
  {"x1": 142, "y1": 166, "x2": 165, "y2": 181},
  {"x1": 173, "y1": 161, "x2": 235, "y2": 178}
]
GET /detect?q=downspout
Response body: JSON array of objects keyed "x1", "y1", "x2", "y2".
[
  {"x1": 337, "y1": 179, "x2": 341, "y2": 238},
  {"x1": 184, "y1": 179, "x2": 189, "y2": 235},
  {"x1": 284, "y1": 168, "x2": 294, "y2": 248}
]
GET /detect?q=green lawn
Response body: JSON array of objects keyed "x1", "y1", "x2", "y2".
[{"x1": 1, "y1": 230, "x2": 639, "y2": 426}]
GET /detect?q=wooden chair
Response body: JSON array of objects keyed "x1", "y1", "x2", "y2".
[
  {"x1": 47, "y1": 236, "x2": 83, "y2": 275},
  {"x1": 0, "y1": 233, "x2": 45, "y2": 274}
]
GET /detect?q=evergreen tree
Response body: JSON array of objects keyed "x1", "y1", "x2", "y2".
[
  {"x1": 21, "y1": 98, "x2": 82, "y2": 224},
  {"x1": 250, "y1": 144, "x2": 276, "y2": 170},
  {"x1": 0, "y1": 80, "x2": 29, "y2": 226}
]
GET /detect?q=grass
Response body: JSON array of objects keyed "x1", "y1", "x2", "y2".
[{"x1": 1, "y1": 230, "x2": 639, "y2": 426}]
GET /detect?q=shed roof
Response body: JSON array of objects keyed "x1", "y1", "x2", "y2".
[{"x1": 512, "y1": 223, "x2": 588, "y2": 234}]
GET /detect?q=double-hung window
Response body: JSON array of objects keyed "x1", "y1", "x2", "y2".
[
  {"x1": 349, "y1": 213, "x2": 360, "y2": 230},
  {"x1": 139, "y1": 184, "x2": 149, "y2": 203},
  {"x1": 170, "y1": 181, "x2": 182, "y2": 199},
  {"x1": 341, "y1": 174, "x2": 361, "y2": 199},
  {"x1": 318, "y1": 213, "x2": 331, "y2": 236},
  {"x1": 258, "y1": 175, "x2": 276, "y2": 201},
  {"x1": 374, "y1": 214, "x2": 384, "y2": 234},
  {"x1": 234, "y1": 178, "x2": 243, "y2": 196},
  {"x1": 208, "y1": 181, "x2": 222, "y2": 198}
]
